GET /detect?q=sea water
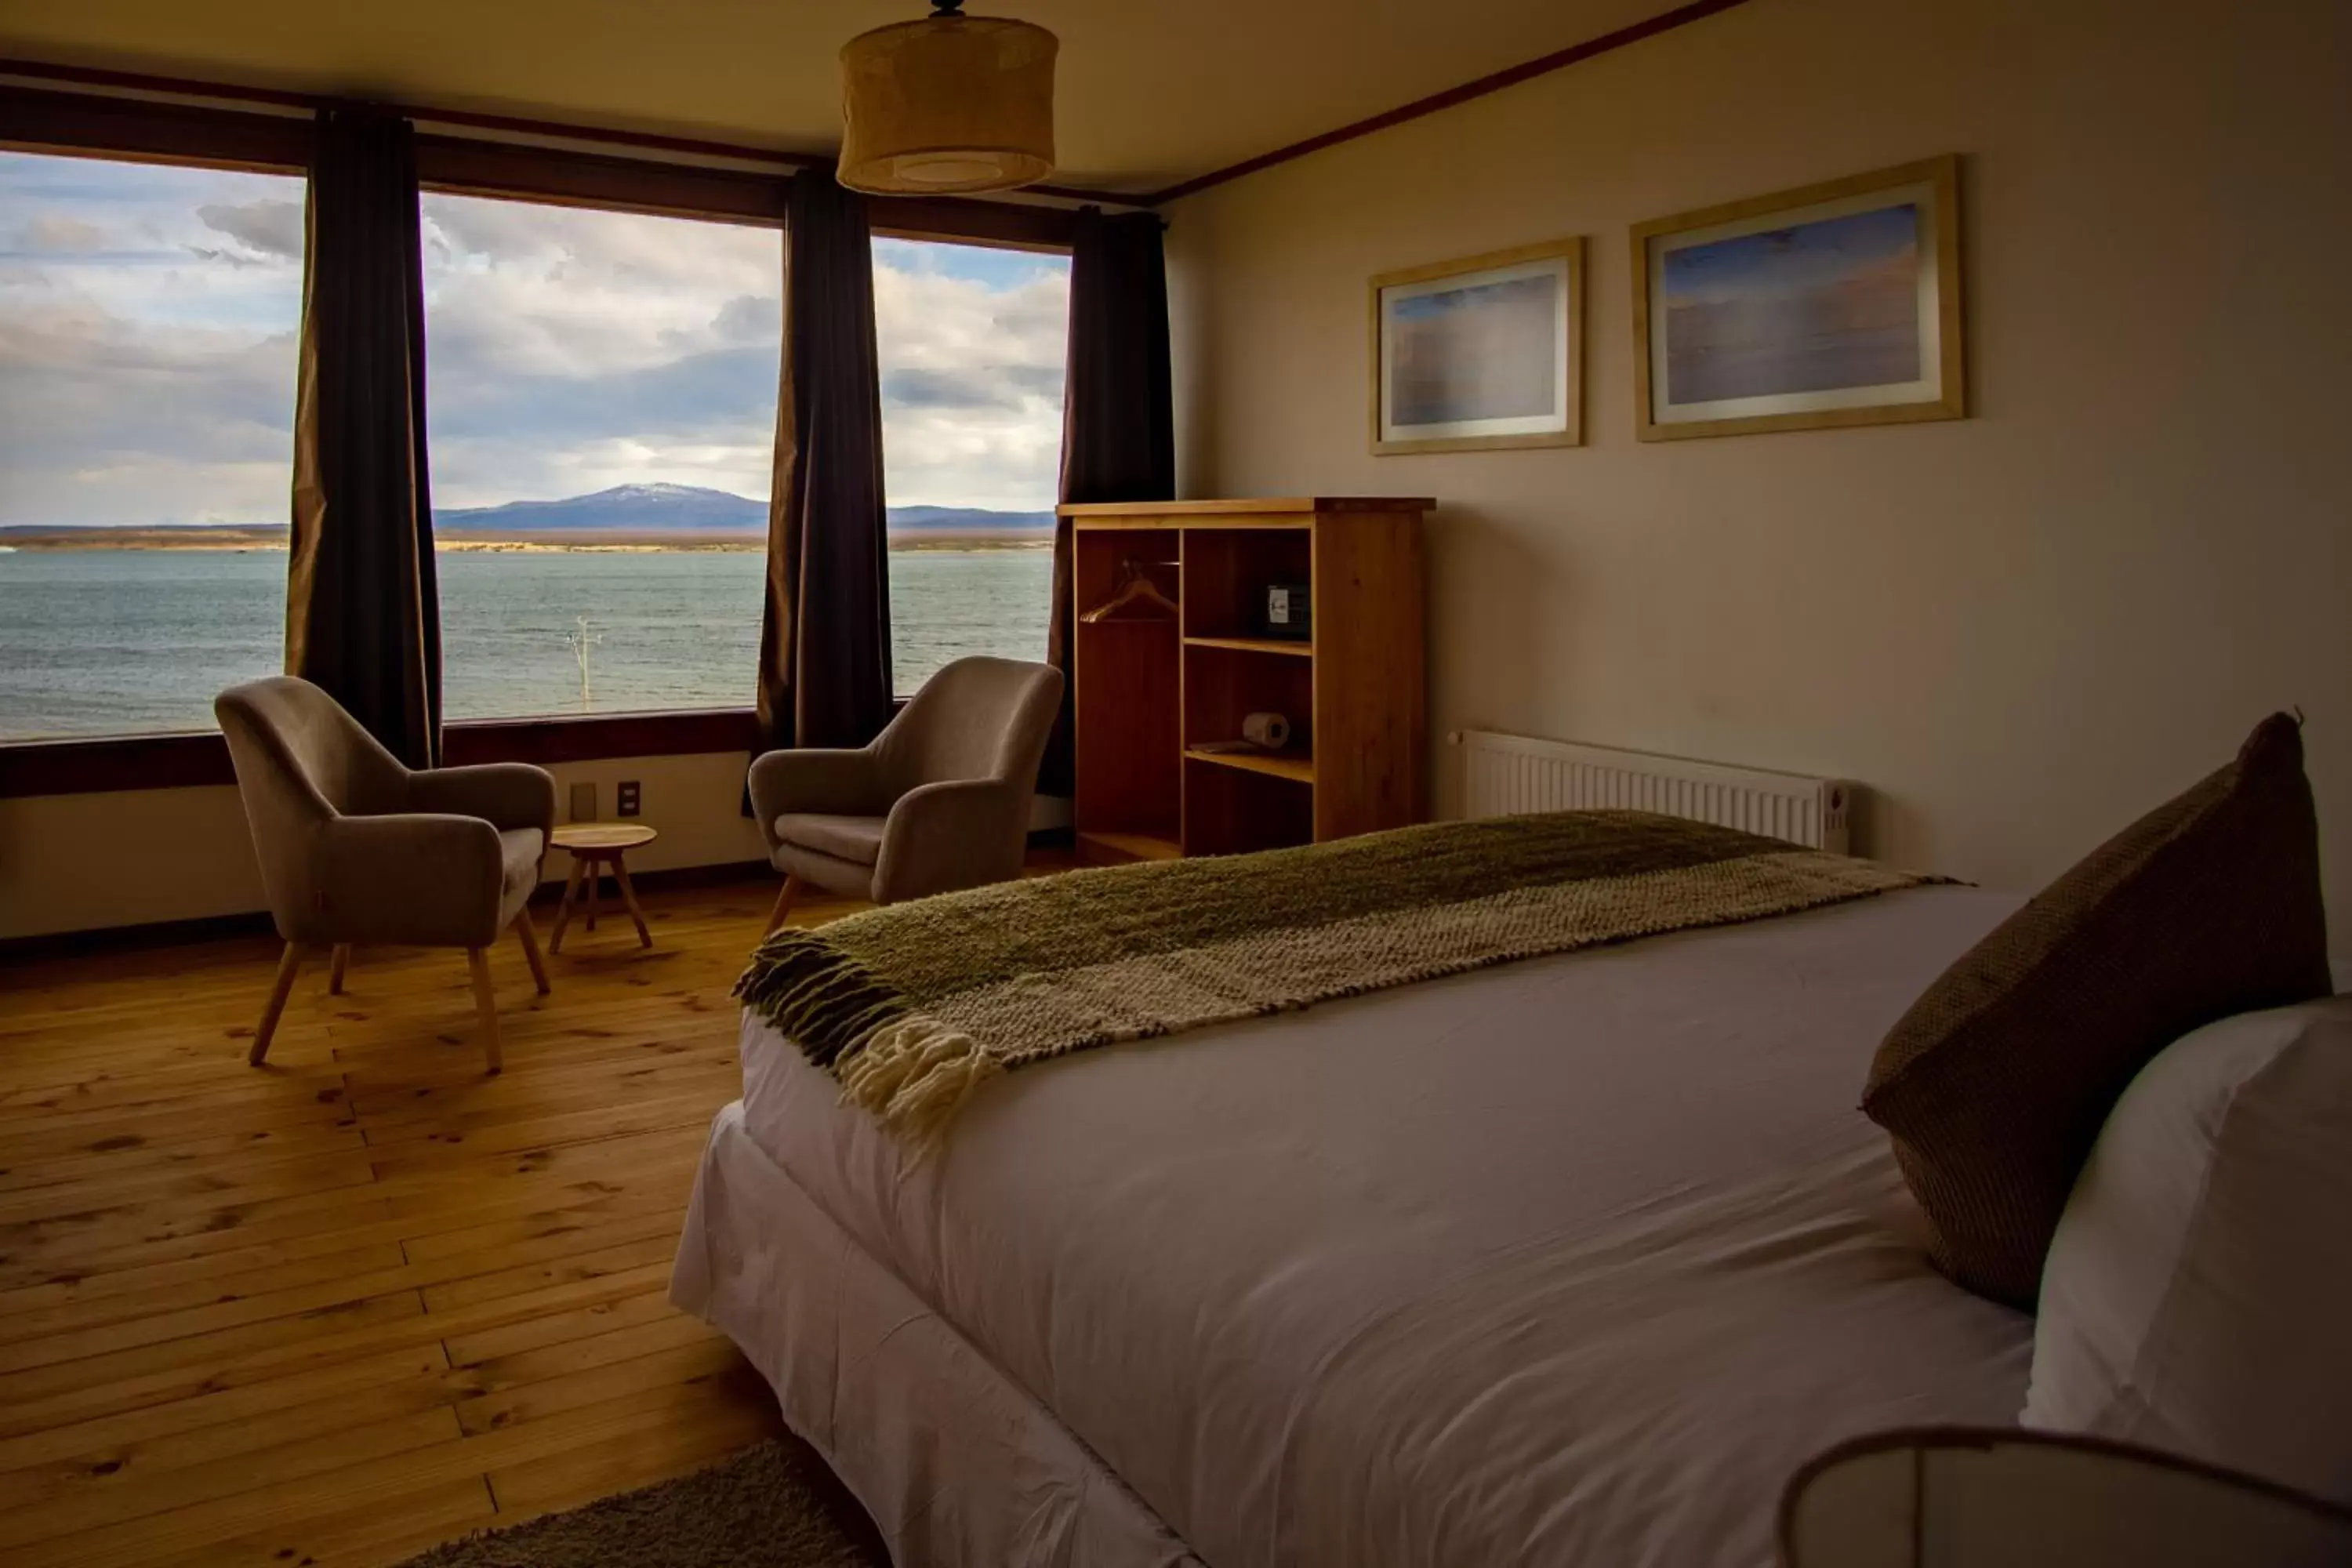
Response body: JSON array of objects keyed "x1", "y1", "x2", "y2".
[{"x1": 0, "y1": 547, "x2": 1052, "y2": 740}]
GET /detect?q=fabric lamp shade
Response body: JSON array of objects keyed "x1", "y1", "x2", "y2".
[{"x1": 838, "y1": 11, "x2": 1058, "y2": 194}]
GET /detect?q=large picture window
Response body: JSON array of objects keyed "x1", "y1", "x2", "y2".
[
  {"x1": 417, "y1": 212, "x2": 1071, "y2": 717},
  {"x1": 0, "y1": 151, "x2": 304, "y2": 740},
  {"x1": 420, "y1": 194, "x2": 782, "y2": 721},
  {"x1": 0, "y1": 150, "x2": 1073, "y2": 742},
  {"x1": 873, "y1": 238, "x2": 1069, "y2": 696}
]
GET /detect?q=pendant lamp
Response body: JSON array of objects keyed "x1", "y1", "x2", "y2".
[{"x1": 837, "y1": 0, "x2": 1058, "y2": 195}]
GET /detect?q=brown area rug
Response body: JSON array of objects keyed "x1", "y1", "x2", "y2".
[{"x1": 396, "y1": 1440, "x2": 887, "y2": 1567}]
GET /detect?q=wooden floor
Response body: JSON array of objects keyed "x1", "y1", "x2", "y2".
[{"x1": 0, "y1": 873, "x2": 884, "y2": 1567}]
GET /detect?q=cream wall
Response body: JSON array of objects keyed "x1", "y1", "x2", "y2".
[
  {"x1": 0, "y1": 752, "x2": 1074, "y2": 940},
  {"x1": 0, "y1": 753, "x2": 770, "y2": 941},
  {"x1": 1164, "y1": 0, "x2": 2352, "y2": 921}
]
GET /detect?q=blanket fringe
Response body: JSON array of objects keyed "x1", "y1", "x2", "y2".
[
  {"x1": 735, "y1": 937, "x2": 910, "y2": 1068},
  {"x1": 835, "y1": 1013, "x2": 1004, "y2": 1149}
]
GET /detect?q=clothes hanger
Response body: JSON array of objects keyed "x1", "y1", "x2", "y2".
[{"x1": 1080, "y1": 561, "x2": 1179, "y2": 623}]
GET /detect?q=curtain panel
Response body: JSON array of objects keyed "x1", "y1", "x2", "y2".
[
  {"x1": 285, "y1": 107, "x2": 442, "y2": 768},
  {"x1": 1043, "y1": 208, "x2": 1177, "y2": 795},
  {"x1": 756, "y1": 169, "x2": 896, "y2": 759}
]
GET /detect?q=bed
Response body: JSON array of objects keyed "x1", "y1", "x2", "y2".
[{"x1": 672, "y1": 881, "x2": 2037, "y2": 1566}]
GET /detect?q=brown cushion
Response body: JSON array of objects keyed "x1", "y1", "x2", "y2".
[
  {"x1": 775, "y1": 812, "x2": 887, "y2": 867},
  {"x1": 1863, "y1": 713, "x2": 2332, "y2": 1308}
]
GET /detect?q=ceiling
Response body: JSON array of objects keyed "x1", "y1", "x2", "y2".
[{"x1": 0, "y1": 0, "x2": 1697, "y2": 196}]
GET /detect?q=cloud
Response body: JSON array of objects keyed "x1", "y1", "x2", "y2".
[
  {"x1": 869, "y1": 256, "x2": 1069, "y2": 508},
  {"x1": 713, "y1": 292, "x2": 781, "y2": 344},
  {"x1": 0, "y1": 152, "x2": 1073, "y2": 527},
  {"x1": 0, "y1": 299, "x2": 297, "y2": 522},
  {"x1": 414, "y1": 194, "x2": 786, "y2": 503},
  {"x1": 197, "y1": 199, "x2": 305, "y2": 261},
  {"x1": 25, "y1": 214, "x2": 107, "y2": 252},
  {"x1": 884, "y1": 363, "x2": 1062, "y2": 412},
  {"x1": 2, "y1": 154, "x2": 303, "y2": 528},
  {"x1": 416, "y1": 192, "x2": 1069, "y2": 511}
]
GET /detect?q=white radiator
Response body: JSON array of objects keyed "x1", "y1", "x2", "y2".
[{"x1": 1453, "y1": 730, "x2": 1857, "y2": 855}]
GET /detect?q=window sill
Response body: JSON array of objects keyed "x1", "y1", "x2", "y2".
[{"x1": 0, "y1": 707, "x2": 766, "y2": 798}]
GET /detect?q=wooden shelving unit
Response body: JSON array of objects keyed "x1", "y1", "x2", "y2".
[{"x1": 1065, "y1": 497, "x2": 1429, "y2": 864}]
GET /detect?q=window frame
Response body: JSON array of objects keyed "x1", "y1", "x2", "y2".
[
  {"x1": 0, "y1": 85, "x2": 1074, "y2": 796},
  {"x1": 0, "y1": 86, "x2": 1086, "y2": 248}
]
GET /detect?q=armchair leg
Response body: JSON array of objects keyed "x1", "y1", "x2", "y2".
[
  {"x1": 514, "y1": 909, "x2": 551, "y2": 995},
  {"x1": 250, "y1": 942, "x2": 304, "y2": 1067},
  {"x1": 328, "y1": 943, "x2": 351, "y2": 995},
  {"x1": 466, "y1": 947, "x2": 503, "y2": 1075},
  {"x1": 766, "y1": 874, "x2": 803, "y2": 934}
]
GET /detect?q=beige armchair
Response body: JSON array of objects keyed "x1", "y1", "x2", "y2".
[
  {"x1": 216, "y1": 677, "x2": 557, "y2": 1071},
  {"x1": 750, "y1": 655, "x2": 1064, "y2": 928}
]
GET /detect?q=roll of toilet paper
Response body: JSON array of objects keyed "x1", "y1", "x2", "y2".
[{"x1": 1242, "y1": 711, "x2": 1292, "y2": 750}]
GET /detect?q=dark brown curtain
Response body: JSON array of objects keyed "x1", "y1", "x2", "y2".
[
  {"x1": 1042, "y1": 208, "x2": 1175, "y2": 794},
  {"x1": 756, "y1": 169, "x2": 895, "y2": 757},
  {"x1": 285, "y1": 107, "x2": 441, "y2": 768}
]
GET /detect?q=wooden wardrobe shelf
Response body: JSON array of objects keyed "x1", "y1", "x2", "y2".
[
  {"x1": 1065, "y1": 498, "x2": 1427, "y2": 862},
  {"x1": 1185, "y1": 747, "x2": 1316, "y2": 783},
  {"x1": 1075, "y1": 830, "x2": 1183, "y2": 865},
  {"x1": 1182, "y1": 635, "x2": 1314, "y2": 658}
]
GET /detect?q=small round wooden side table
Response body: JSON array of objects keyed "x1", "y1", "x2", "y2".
[{"x1": 548, "y1": 824, "x2": 658, "y2": 953}]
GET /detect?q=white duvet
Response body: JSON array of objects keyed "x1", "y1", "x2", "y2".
[{"x1": 735, "y1": 884, "x2": 2036, "y2": 1566}]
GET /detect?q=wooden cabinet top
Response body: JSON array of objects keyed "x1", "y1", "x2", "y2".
[{"x1": 1057, "y1": 496, "x2": 1433, "y2": 519}]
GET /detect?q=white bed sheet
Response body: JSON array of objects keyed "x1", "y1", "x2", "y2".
[
  {"x1": 731, "y1": 885, "x2": 2037, "y2": 1566},
  {"x1": 674, "y1": 1105, "x2": 1206, "y2": 1567}
]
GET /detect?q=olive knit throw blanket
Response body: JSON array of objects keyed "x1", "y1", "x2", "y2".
[{"x1": 736, "y1": 810, "x2": 1939, "y2": 1148}]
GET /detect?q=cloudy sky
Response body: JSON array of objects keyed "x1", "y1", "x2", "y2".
[{"x1": 0, "y1": 150, "x2": 1071, "y2": 527}]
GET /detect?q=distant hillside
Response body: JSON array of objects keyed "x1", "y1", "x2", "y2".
[
  {"x1": 433, "y1": 484, "x2": 1051, "y2": 535},
  {"x1": 885, "y1": 504, "x2": 1054, "y2": 534},
  {"x1": 434, "y1": 484, "x2": 760, "y2": 532},
  {"x1": 0, "y1": 524, "x2": 290, "y2": 551},
  {"x1": 0, "y1": 485, "x2": 1055, "y2": 549}
]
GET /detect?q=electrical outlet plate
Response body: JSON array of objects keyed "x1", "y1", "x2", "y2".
[{"x1": 617, "y1": 781, "x2": 641, "y2": 818}]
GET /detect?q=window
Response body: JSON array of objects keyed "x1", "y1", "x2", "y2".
[
  {"x1": 874, "y1": 238, "x2": 1069, "y2": 695},
  {"x1": 0, "y1": 151, "x2": 304, "y2": 740},
  {"x1": 420, "y1": 194, "x2": 782, "y2": 720},
  {"x1": 420, "y1": 219, "x2": 1068, "y2": 717},
  {"x1": 0, "y1": 154, "x2": 1069, "y2": 742}
]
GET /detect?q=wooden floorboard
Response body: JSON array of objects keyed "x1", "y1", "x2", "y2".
[{"x1": 0, "y1": 873, "x2": 891, "y2": 1566}]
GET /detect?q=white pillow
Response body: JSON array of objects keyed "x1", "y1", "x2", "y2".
[{"x1": 2024, "y1": 996, "x2": 2352, "y2": 1503}]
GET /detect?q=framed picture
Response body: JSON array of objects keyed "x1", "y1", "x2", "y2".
[
  {"x1": 1632, "y1": 155, "x2": 1965, "y2": 441},
  {"x1": 1370, "y1": 238, "x2": 1583, "y2": 455}
]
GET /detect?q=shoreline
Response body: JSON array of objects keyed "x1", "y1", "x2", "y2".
[{"x1": 0, "y1": 532, "x2": 1052, "y2": 554}]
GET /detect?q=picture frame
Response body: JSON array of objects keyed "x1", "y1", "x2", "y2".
[
  {"x1": 1632, "y1": 154, "x2": 1965, "y2": 441},
  {"x1": 1370, "y1": 237, "x2": 1584, "y2": 455}
]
